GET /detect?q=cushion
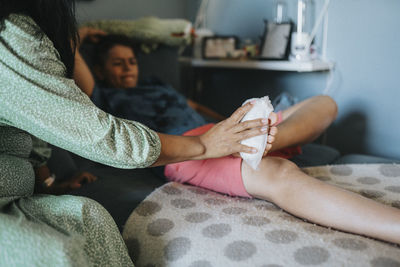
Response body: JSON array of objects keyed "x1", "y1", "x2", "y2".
[
  {"x1": 122, "y1": 164, "x2": 400, "y2": 266},
  {"x1": 82, "y1": 17, "x2": 192, "y2": 47},
  {"x1": 291, "y1": 143, "x2": 341, "y2": 167}
]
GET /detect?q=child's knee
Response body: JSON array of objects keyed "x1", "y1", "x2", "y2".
[
  {"x1": 314, "y1": 95, "x2": 338, "y2": 119},
  {"x1": 243, "y1": 157, "x2": 298, "y2": 199},
  {"x1": 324, "y1": 96, "x2": 338, "y2": 119},
  {"x1": 260, "y1": 157, "x2": 298, "y2": 182}
]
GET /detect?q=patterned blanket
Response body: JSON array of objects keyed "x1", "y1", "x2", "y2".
[{"x1": 123, "y1": 164, "x2": 400, "y2": 266}]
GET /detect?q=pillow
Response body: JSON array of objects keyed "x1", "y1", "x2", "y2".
[{"x1": 82, "y1": 16, "x2": 192, "y2": 47}]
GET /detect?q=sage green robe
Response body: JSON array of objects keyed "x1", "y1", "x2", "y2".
[{"x1": 0, "y1": 14, "x2": 161, "y2": 266}]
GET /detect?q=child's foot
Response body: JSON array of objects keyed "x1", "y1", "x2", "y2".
[{"x1": 263, "y1": 112, "x2": 278, "y2": 157}]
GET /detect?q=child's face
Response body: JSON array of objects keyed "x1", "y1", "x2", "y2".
[{"x1": 98, "y1": 45, "x2": 139, "y2": 89}]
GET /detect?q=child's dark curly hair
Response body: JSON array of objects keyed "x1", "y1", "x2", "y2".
[{"x1": 92, "y1": 34, "x2": 139, "y2": 67}]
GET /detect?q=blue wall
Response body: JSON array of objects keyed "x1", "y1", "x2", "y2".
[
  {"x1": 76, "y1": 0, "x2": 400, "y2": 160},
  {"x1": 322, "y1": 0, "x2": 400, "y2": 159}
]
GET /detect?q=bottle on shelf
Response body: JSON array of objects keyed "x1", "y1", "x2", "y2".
[
  {"x1": 290, "y1": 0, "x2": 315, "y2": 62},
  {"x1": 274, "y1": 0, "x2": 288, "y2": 24}
]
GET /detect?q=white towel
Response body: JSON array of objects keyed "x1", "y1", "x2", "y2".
[{"x1": 240, "y1": 96, "x2": 274, "y2": 170}]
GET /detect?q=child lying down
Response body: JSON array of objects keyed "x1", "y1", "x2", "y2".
[{"x1": 74, "y1": 31, "x2": 400, "y2": 245}]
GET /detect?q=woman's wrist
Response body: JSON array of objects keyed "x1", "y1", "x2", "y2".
[
  {"x1": 151, "y1": 134, "x2": 206, "y2": 166},
  {"x1": 186, "y1": 135, "x2": 207, "y2": 160}
]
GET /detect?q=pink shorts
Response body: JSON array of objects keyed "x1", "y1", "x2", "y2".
[
  {"x1": 164, "y1": 123, "x2": 251, "y2": 197},
  {"x1": 164, "y1": 111, "x2": 297, "y2": 198}
]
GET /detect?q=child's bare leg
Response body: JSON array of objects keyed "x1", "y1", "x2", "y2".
[
  {"x1": 242, "y1": 157, "x2": 400, "y2": 244},
  {"x1": 271, "y1": 95, "x2": 337, "y2": 152}
]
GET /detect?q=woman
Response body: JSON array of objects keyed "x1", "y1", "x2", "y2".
[
  {"x1": 73, "y1": 31, "x2": 400, "y2": 246},
  {"x1": 0, "y1": 1, "x2": 269, "y2": 266}
]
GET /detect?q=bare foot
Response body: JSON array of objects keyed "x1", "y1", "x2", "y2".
[{"x1": 263, "y1": 112, "x2": 278, "y2": 157}]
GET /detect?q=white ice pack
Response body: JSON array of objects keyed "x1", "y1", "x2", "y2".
[{"x1": 239, "y1": 96, "x2": 274, "y2": 170}]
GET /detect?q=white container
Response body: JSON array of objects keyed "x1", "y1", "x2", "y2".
[
  {"x1": 290, "y1": 0, "x2": 315, "y2": 61},
  {"x1": 274, "y1": 0, "x2": 288, "y2": 24},
  {"x1": 290, "y1": 32, "x2": 311, "y2": 61}
]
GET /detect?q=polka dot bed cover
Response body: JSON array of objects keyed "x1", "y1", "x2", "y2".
[{"x1": 122, "y1": 164, "x2": 400, "y2": 267}]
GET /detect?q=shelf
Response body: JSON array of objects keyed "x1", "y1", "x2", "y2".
[{"x1": 179, "y1": 57, "x2": 334, "y2": 72}]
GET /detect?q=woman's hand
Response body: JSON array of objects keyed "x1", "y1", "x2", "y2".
[
  {"x1": 153, "y1": 102, "x2": 273, "y2": 166},
  {"x1": 198, "y1": 101, "x2": 270, "y2": 159},
  {"x1": 229, "y1": 111, "x2": 278, "y2": 158}
]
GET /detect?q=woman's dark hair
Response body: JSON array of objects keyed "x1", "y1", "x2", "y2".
[
  {"x1": 0, "y1": 0, "x2": 78, "y2": 78},
  {"x1": 92, "y1": 34, "x2": 139, "y2": 68}
]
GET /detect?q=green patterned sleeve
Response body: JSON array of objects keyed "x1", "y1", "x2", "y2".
[{"x1": 0, "y1": 14, "x2": 160, "y2": 169}]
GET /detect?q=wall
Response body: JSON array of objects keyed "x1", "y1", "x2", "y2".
[
  {"x1": 187, "y1": 0, "x2": 400, "y2": 160},
  {"x1": 76, "y1": 0, "x2": 188, "y2": 23},
  {"x1": 320, "y1": 0, "x2": 400, "y2": 159}
]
